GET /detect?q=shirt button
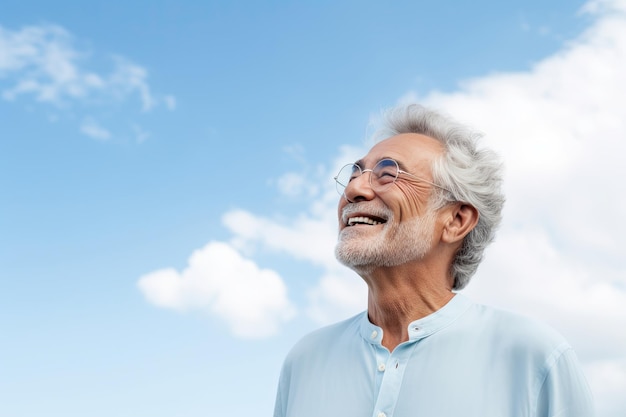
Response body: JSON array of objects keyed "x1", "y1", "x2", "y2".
[
  {"x1": 377, "y1": 412, "x2": 387, "y2": 417},
  {"x1": 370, "y1": 330, "x2": 378, "y2": 339},
  {"x1": 378, "y1": 363, "x2": 386, "y2": 372}
]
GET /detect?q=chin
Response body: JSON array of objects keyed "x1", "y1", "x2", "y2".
[
  {"x1": 335, "y1": 236, "x2": 390, "y2": 271},
  {"x1": 335, "y1": 230, "x2": 431, "y2": 272}
]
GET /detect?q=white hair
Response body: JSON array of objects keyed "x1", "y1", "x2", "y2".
[{"x1": 373, "y1": 104, "x2": 505, "y2": 290}]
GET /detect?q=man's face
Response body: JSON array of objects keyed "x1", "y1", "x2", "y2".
[{"x1": 334, "y1": 133, "x2": 445, "y2": 270}]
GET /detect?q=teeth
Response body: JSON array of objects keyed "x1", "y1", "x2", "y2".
[{"x1": 347, "y1": 216, "x2": 382, "y2": 226}]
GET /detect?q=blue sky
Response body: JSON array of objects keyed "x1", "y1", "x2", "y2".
[{"x1": 2, "y1": 1, "x2": 626, "y2": 416}]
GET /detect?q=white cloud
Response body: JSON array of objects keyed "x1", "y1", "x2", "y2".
[
  {"x1": 223, "y1": 208, "x2": 338, "y2": 268},
  {"x1": 582, "y1": 0, "x2": 626, "y2": 14},
  {"x1": 275, "y1": 172, "x2": 311, "y2": 197},
  {"x1": 108, "y1": 56, "x2": 155, "y2": 112},
  {"x1": 0, "y1": 25, "x2": 104, "y2": 103},
  {"x1": 137, "y1": 241, "x2": 295, "y2": 338},
  {"x1": 80, "y1": 117, "x2": 111, "y2": 140},
  {"x1": 282, "y1": 143, "x2": 306, "y2": 163},
  {"x1": 586, "y1": 359, "x2": 626, "y2": 417},
  {"x1": 0, "y1": 23, "x2": 175, "y2": 138},
  {"x1": 306, "y1": 269, "x2": 367, "y2": 325}
]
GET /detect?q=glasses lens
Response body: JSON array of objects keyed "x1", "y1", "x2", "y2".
[
  {"x1": 335, "y1": 164, "x2": 361, "y2": 193},
  {"x1": 372, "y1": 159, "x2": 399, "y2": 189}
]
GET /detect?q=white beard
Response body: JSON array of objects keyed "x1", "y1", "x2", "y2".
[{"x1": 335, "y1": 206, "x2": 436, "y2": 271}]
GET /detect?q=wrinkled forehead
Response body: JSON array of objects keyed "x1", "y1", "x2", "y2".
[{"x1": 359, "y1": 133, "x2": 445, "y2": 169}]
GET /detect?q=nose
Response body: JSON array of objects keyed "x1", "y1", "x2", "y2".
[{"x1": 343, "y1": 169, "x2": 375, "y2": 203}]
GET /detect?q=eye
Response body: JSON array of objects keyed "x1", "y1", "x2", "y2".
[
  {"x1": 349, "y1": 165, "x2": 360, "y2": 181},
  {"x1": 373, "y1": 159, "x2": 398, "y2": 184}
]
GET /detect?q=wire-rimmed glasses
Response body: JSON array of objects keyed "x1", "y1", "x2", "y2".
[{"x1": 333, "y1": 158, "x2": 449, "y2": 196}]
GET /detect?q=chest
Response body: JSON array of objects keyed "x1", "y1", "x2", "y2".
[{"x1": 284, "y1": 337, "x2": 537, "y2": 417}]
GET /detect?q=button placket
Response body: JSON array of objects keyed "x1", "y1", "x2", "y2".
[
  {"x1": 371, "y1": 342, "x2": 418, "y2": 417},
  {"x1": 372, "y1": 343, "x2": 389, "y2": 400}
]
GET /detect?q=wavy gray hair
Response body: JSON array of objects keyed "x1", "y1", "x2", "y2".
[{"x1": 373, "y1": 104, "x2": 505, "y2": 290}]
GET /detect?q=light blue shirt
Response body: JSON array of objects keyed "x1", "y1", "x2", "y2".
[{"x1": 274, "y1": 295, "x2": 594, "y2": 417}]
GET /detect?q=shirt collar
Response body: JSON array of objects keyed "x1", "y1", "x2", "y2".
[{"x1": 359, "y1": 294, "x2": 473, "y2": 345}]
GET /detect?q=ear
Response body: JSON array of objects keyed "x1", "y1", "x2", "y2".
[{"x1": 441, "y1": 203, "x2": 479, "y2": 245}]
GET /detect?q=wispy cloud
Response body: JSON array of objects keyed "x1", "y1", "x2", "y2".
[
  {"x1": 131, "y1": 123, "x2": 150, "y2": 143},
  {"x1": 0, "y1": 23, "x2": 175, "y2": 140},
  {"x1": 108, "y1": 55, "x2": 156, "y2": 112},
  {"x1": 0, "y1": 25, "x2": 103, "y2": 103},
  {"x1": 80, "y1": 117, "x2": 111, "y2": 141}
]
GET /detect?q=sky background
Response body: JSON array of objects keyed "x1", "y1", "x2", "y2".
[{"x1": 1, "y1": 0, "x2": 625, "y2": 416}]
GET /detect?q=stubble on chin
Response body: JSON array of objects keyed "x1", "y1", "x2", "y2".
[
  {"x1": 335, "y1": 211, "x2": 436, "y2": 270},
  {"x1": 335, "y1": 225, "x2": 386, "y2": 270}
]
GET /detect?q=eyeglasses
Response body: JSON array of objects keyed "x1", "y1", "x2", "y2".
[{"x1": 333, "y1": 158, "x2": 450, "y2": 196}]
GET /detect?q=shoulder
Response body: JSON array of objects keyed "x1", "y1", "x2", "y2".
[{"x1": 461, "y1": 299, "x2": 571, "y2": 360}]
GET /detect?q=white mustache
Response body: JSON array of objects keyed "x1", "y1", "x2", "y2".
[{"x1": 340, "y1": 203, "x2": 393, "y2": 224}]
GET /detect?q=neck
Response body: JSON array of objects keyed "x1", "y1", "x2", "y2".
[{"x1": 362, "y1": 263, "x2": 454, "y2": 352}]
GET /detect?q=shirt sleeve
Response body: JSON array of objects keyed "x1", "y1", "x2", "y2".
[{"x1": 535, "y1": 347, "x2": 595, "y2": 417}]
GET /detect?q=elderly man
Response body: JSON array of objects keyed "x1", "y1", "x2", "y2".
[{"x1": 273, "y1": 104, "x2": 594, "y2": 417}]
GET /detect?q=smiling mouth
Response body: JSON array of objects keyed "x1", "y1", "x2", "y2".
[{"x1": 347, "y1": 216, "x2": 386, "y2": 226}]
